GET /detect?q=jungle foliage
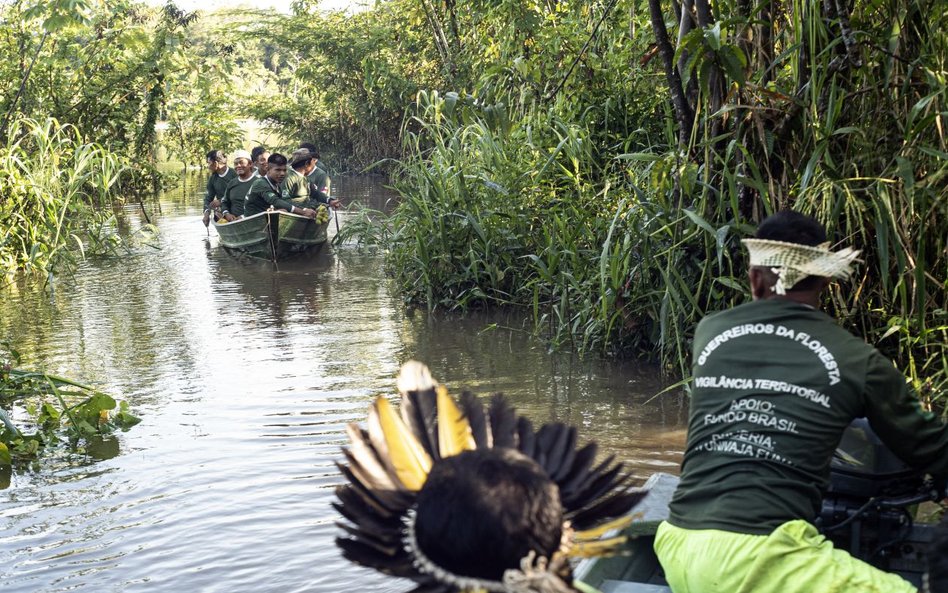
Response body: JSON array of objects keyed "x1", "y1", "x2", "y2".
[
  {"x1": 0, "y1": 1, "x2": 241, "y2": 280},
  {"x1": 0, "y1": 0, "x2": 944, "y2": 402},
  {"x1": 334, "y1": 0, "x2": 947, "y2": 401}
]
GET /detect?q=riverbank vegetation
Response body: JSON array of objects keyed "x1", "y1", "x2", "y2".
[
  {"x1": 0, "y1": 344, "x2": 140, "y2": 469},
  {"x1": 0, "y1": 0, "x2": 944, "y2": 402},
  {"x1": 330, "y1": 0, "x2": 947, "y2": 402}
]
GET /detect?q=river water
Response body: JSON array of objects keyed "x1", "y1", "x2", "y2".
[{"x1": 0, "y1": 176, "x2": 686, "y2": 593}]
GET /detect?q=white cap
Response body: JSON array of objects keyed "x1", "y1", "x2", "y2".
[{"x1": 233, "y1": 149, "x2": 252, "y2": 161}]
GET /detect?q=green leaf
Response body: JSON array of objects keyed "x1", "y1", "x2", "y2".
[
  {"x1": 704, "y1": 22, "x2": 722, "y2": 51},
  {"x1": 0, "y1": 442, "x2": 11, "y2": 466},
  {"x1": 683, "y1": 208, "x2": 715, "y2": 235},
  {"x1": 719, "y1": 45, "x2": 746, "y2": 86},
  {"x1": 616, "y1": 152, "x2": 662, "y2": 162},
  {"x1": 831, "y1": 126, "x2": 862, "y2": 136}
]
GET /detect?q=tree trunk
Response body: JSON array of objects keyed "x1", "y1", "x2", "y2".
[{"x1": 648, "y1": 0, "x2": 694, "y2": 146}]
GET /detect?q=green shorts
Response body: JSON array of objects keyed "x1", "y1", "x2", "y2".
[{"x1": 654, "y1": 520, "x2": 917, "y2": 593}]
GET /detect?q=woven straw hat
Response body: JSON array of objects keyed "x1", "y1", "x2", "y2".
[{"x1": 742, "y1": 239, "x2": 860, "y2": 294}]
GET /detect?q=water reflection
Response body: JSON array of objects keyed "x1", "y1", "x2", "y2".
[{"x1": 0, "y1": 175, "x2": 686, "y2": 592}]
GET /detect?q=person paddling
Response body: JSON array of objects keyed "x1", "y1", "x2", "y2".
[{"x1": 202, "y1": 149, "x2": 236, "y2": 227}]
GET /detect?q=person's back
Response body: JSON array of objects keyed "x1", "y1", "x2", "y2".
[
  {"x1": 655, "y1": 210, "x2": 948, "y2": 593},
  {"x1": 669, "y1": 298, "x2": 922, "y2": 533}
]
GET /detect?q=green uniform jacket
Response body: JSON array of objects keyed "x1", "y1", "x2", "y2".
[
  {"x1": 281, "y1": 168, "x2": 310, "y2": 203},
  {"x1": 308, "y1": 166, "x2": 330, "y2": 191},
  {"x1": 221, "y1": 174, "x2": 256, "y2": 217},
  {"x1": 307, "y1": 166, "x2": 331, "y2": 204},
  {"x1": 668, "y1": 298, "x2": 948, "y2": 535},
  {"x1": 244, "y1": 176, "x2": 296, "y2": 216},
  {"x1": 204, "y1": 168, "x2": 237, "y2": 210}
]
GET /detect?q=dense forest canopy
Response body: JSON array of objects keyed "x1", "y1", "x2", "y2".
[{"x1": 0, "y1": 0, "x2": 945, "y2": 402}]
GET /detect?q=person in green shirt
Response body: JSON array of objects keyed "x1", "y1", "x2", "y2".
[
  {"x1": 202, "y1": 149, "x2": 237, "y2": 227},
  {"x1": 243, "y1": 153, "x2": 320, "y2": 219},
  {"x1": 250, "y1": 146, "x2": 268, "y2": 177},
  {"x1": 299, "y1": 142, "x2": 341, "y2": 209},
  {"x1": 281, "y1": 148, "x2": 318, "y2": 205},
  {"x1": 220, "y1": 150, "x2": 256, "y2": 221},
  {"x1": 655, "y1": 211, "x2": 948, "y2": 593}
]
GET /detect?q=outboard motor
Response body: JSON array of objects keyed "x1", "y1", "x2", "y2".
[{"x1": 818, "y1": 419, "x2": 946, "y2": 586}]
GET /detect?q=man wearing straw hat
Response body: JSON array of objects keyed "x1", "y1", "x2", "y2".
[{"x1": 655, "y1": 211, "x2": 948, "y2": 592}]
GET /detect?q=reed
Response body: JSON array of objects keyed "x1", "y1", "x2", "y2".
[{"x1": 0, "y1": 117, "x2": 130, "y2": 282}]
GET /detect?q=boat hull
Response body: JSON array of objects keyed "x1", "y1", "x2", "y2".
[
  {"x1": 574, "y1": 473, "x2": 676, "y2": 593},
  {"x1": 214, "y1": 210, "x2": 328, "y2": 261}
]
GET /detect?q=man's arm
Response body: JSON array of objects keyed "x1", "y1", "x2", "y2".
[
  {"x1": 864, "y1": 351, "x2": 948, "y2": 477},
  {"x1": 262, "y1": 190, "x2": 316, "y2": 218},
  {"x1": 203, "y1": 176, "x2": 215, "y2": 211}
]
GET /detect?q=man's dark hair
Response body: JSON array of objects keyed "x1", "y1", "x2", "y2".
[
  {"x1": 414, "y1": 448, "x2": 563, "y2": 581},
  {"x1": 299, "y1": 142, "x2": 320, "y2": 160},
  {"x1": 267, "y1": 153, "x2": 287, "y2": 166},
  {"x1": 755, "y1": 210, "x2": 827, "y2": 246},
  {"x1": 250, "y1": 146, "x2": 267, "y2": 161},
  {"x1": 206, "y1": 149, "x2": 226, "y2": 164}
]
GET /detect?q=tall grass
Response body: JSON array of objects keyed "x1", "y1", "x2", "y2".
[
  {"x1": 640, "y1": 0, "x2": 948, "y2": 396},
  {"x1": 0, "y1": 117, "x2": 130, "y2": 282},
  {"x1": 347, "y1": 0, "x2": 947, "y2": 405}
]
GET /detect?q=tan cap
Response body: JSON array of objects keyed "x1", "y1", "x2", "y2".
[
  {"x1": 232, "y1": 149, "x2": 252, "y2": 161},
  {"x1": 289, "y1": 148, "x2": 315, "y2": 167}
]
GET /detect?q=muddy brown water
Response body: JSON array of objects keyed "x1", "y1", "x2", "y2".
[{"x1": 0, "y1": 175, "x2": 686, "y2": 592}]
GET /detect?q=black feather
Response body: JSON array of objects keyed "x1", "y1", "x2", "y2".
[
  {"x1": 516, "y1": 416, "x2": 536, "y2": 458},
  {"x1": 550, "y1": 428, "x2": 577, "y2": 482},
  {"x1": 342, "y1": 447, "x2": 403, "y2": 500},
  {"x1": 335, "y1": 463, "x2": 410, "y2": 516},
  {"x1": 336, "y1": 521, "x2": 402, "y2": 556},
  {"x1": 568, "y1": 488, "x2": 649, "y2": 530},
  {"x1": 333, "y1": 498, "x2": 402, "y2": 537},
  {"x1": 401, "y1": 389, "x2": 440, "y2": 460},
  {"x1": 459, "y1": 390, "x2": 490, "y2": 448},
  {"x1": 558, "y1": 443, "x2": 598, "y2": 501},
  {"x1": 535, "y1": 423, "x2": 576, "y2": 480},
  {"x1": 336, "y1": 537, "x2": 416, "y2": 576},
  {"x1": 487, "y1": 394, "x2": 518, "y2": 448},
  {"x1": 570, "y1": 461, "x2": 625, "y2": 507}
]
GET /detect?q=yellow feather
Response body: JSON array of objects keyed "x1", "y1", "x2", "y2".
[
  {"x1": 436, "y1": 386, "x2": 475, "y2": 457},
  {"x1": 568, "y1": 535, "x2": 629, "y2": 558},
  {"x1": 369, "y1": 396, "x2": 432, "y2": 491},
  {"x1": 573, "y1": 513, "x2": 639, "y2": 541}
]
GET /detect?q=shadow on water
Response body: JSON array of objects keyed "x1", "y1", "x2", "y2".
[{"x1": 0, "y1": 174, "x2": 686, "y2": 593}]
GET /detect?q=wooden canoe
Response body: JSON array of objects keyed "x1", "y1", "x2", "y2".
[{"x1": 213, "y1": 210, "x2": 328, "y2": 261}]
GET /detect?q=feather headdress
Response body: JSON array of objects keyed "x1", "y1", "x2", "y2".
[{"x1": 334, "y1": 361, "x2": 647, "y2": 593}]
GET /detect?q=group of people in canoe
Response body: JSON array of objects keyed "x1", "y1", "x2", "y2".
[
  {"x1": 333, "y1": 211, "x2": 948, "y2": 593},
  {"x1": 201, "y1": 143, "x2": 341, "y2": 227}
]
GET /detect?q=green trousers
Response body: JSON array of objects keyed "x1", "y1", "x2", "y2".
[{"x1": 654, "y1": 520, "x2": 917, "y2": 593}]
